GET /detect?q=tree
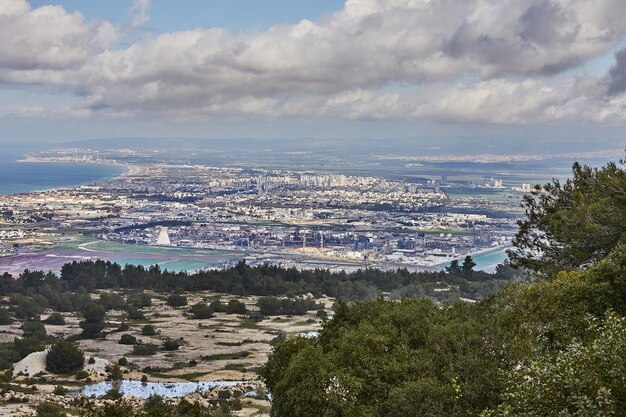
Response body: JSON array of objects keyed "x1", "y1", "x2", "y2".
[
  {"x1": 46, "y1": 341, "x2": 84, "y2": 374},
  {"x1": 80, "y1": 303, "x2": 106, "y2": 338},
  {"x1": 226, "y1": 299, "x2": 247, "y2": 314},
  {"x1": 484, "y1": 313, "x2": 626, "y2": 417},
  {"x1": 509, "y1": 161, "x2": 626, "y2": 276},
  {"x1": 462, "y1": 255, "x2": 477, "y2": 275},
  {"x1": 189, "y1": 303, "x2": 213, "y2": 319},
  {"x1": 119, "y1": 334, "x2": 137, "y2": 345},
  {"x1": 446, "y1": 259, "x2": 462, "y2": 274},
  {"x1": 167, "y1": 294, "x2": 188, "y2": 307}
]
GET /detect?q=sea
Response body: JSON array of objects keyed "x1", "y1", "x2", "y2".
[{"x1": 0, "y1": 152, "x2": 126, "y2": 195}]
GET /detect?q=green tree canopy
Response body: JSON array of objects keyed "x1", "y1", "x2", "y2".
[{"x1": 509, "y1": 161, "x2": 626, "y2": 276}]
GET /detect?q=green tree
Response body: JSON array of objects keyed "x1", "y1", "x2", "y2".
[
  {"x1": 189, "y1": 303, "x2": 213, "y2": 319},
  {"x1": 462, "y1": 255, "x2": 477, "y2": 275},
  {"x1": 509, "y1": 161, "x2": 626, "y2": 276},
  {"x1": 446, "y1": 259, "x2": 462, "y2": 274},
  {"x1": 79, "y1": 303, "x2": 106, "y2": 338},
  {"x1": 46, "y1": 341, "x2": 84, "y2": 374},
  {"x1": 484, "y1": 313, "x2": 626, "y2": 417}
]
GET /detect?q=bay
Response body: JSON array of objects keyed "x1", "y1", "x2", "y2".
[{"x1": 0, "y1": 158, "x2": 126, "y2": 195}]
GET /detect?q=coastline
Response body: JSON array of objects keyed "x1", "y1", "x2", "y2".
[{"x1": 2, "y1": 157, "x2": 137, "y2": 195}]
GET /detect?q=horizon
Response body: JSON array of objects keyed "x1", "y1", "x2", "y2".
[{"x1": 1, "y1": 0, "x2": 626, "y2": 149}]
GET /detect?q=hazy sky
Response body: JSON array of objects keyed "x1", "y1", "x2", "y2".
[{"x1": 1, "y1": 0, "x2": 626, "y2": 145}]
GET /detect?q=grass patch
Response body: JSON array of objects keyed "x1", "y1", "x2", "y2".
[{"x1": 239, "y1": 319, "x2": 262, "y2": 330}]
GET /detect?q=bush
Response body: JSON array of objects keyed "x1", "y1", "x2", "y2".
[
  {"x1": 35, "y1": 402, "x2": 65, "y2": 417},
  {"x1": 46, "y1": 341, "x2": 84, "y2": 375},
  {"x1": 167, "y1": 294, "x2": 188, "y2": 307},
  {"x1": 106, "y1": 364, "x2": 123, "y2": 380},
  {"x1": 118, "y1": 357, "x2": 128, "y2": 366},
  {"x1": 52, "y1": 385, "x2": 67, "y2": 395},
  {"x1": 126, "y1": 306, "x2": 145, "y2": 320},
  {"x1": 103, "y1": 386, "x2": 123, "y2": 400},
  {"x1": 116, "y1": 322, "x2": 130, "y2": 332},
  {"x1": 141, "y1": 325, "x2": 157, "y2": 336},
  {"x1": 99, "y1": 293, "x2": 127, "y2": 310},
  {"x1": 190, "y1": 303, "x2": 213, "y2": 319},
  {"x1": 79, "y1": 303, "x2": 106, "y2": 338},
  {"x1": 162, "y1": 338, "x2": 182, "y2": 351},
  {"x1": 226, "y1": 300, "x2": 247, "y2": 314},
  {"x1": 119, "y1": 334, "x2": 137, "y2": 345},
  {"x1": 74, "y1": 369, "x2": 89, "y2": 380},
  {"x1": 21, "y1": 321, "x2": 47, "y2": 339},
  {"x1": 44, "y1": 312, "x2": 65, "y2": 325},
  {"x1": 127, "y1": 293, "x2": 152, "y2": 308},
  {"x1": 209, "y1": 300, "x2": 226, "y2": 313},
  {"x1": 132, "y1": 343, "x2": 158, "y2": 356},
  {"x1": 0, "y1": 308, "x2": 12, "y2": 325}
]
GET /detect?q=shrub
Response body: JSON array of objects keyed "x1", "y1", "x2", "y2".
[
  {"x1": 126, "y1": 306, "x2": 144, "y2": 320},
  {"x1": 141, "y1": 374, "x2": 148, "y2": 383},
  {"x1": 116, "y1": 322, "x2": 130, "y2": 332},
  {"x1": 167, "y1": 294, "x2": 188, "y2": 307},
  {"x1": 88, "y1": 356, "x2": 96, "y2": 364},
  {"x1": 52, "y1": 385, "x2": 67, "y2": 395},
  {"x1": 103, "y1": 386, "x2": 123, "y2": 400},
  {"x1": 132, "y1": 343, "x2": 158, "y2": 356},
  {"x1": 190, "y1": 303, "x2": 213, "y2": 319},
  {"x1": 0, "y1": 308, "x2": 12, "y2": 325},
  {"x1": 74, "y1": 370, "x2": 89, "y2": 380},
  {"x1": 127, "y1": 293, "x2": 152, "y2": 308},
  {"x1": 21, "y1": 321, "x2": 47, "y2": 339},
  {"x1": 119, "y1": 334, "x2": 137, "y2": 345},
  {"x1": 226, "y1": 300, "x2": 247, "y2": 314},
  {"x1": 46, "y1": 341, "x2": 84, "y2": 375},
  {"x1": 35, "y1": 402, "x2": 65, "y2": 417},
  {"x1": 99, "y1": 293, "x2": 127, "y2": 310},
  {"x1": 162, "y1": 338, "x2": 182, "y2": 351},
  {"x1": 145, "y1": 394, "x2": 165, "y2": 410},
  {"x1": 141, "y1": 325, "x2": 157, "y2": 336},
  {"x1": 118, "y1": 357, "x2": 128, "y2": 366},
  {"x1": 79, "y1": 303, "x2": 106, "y2": 338},
  {"x1": 106, "y1": 364, "x2": 123, "y2": 380},
  {"x1": 43, "y1": 313, "x2": 65, "y2": 325},
  {"x1": 209, "y1": 300, "x2": 226, "y2": 313}
]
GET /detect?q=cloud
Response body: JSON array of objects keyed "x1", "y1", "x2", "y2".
[
  {"x1": 129, "y1": 0, "x2": 150, "y2": 28},
  {"x1": 1, "y1": 0, "x2": 626, "y2": 125},
  {"x1": 607, "y1": 47, "x2": 626, "y2": 96},
  {"x1": 0, "y1": 0, "x2": 117, "y2": 75}
]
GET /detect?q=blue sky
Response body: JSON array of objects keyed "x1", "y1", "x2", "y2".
[
  {"x1": 1, "y1": 0, "x2": 626, "y2": 147},
  {"x1": 29, "y1": 0, "x2": 346, "y2": 33}
]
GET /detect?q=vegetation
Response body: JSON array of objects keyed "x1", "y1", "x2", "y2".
[
  {"x1": 189, "y1": 303, "x2": 213, "y2": 319},
  {"x1": 141, "y1": 325, "x2": 158, "y2": 336},
  {"x1": 35, "y1": 402, "x2": 66, "y2": 417},
  {"x1": 79, "y1": 399, "x2": 233, "y2": 416},
  {"x1": 44, "y1": 312, "x2": 65, "y2": 325},
  {"x1": 132, "y1": 343, "x2": 158, "y2": 356},
  {"x1": 45, "y1": 341, "x2": 84, "y2": 375},
  {"x1": 257, "y1": 297, "x2": 322, "y2": 316},
  {"x1": 79, "y1": 303, "x2": 106, "y2": 338},
  {"x1": 509, "y1": 161, "x2": 626, "y2": 275},
  {"x1": 264, "y1": 160, "x2": 626, "y2": 417},
  {"x1": 166, "y1": 294, "x2": 188, "y2": 307},
  {"x1": 118, "y1": 334, "x2": 137, "y2": 345}
]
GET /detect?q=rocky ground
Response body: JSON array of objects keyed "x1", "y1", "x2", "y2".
[{"x1": 0, "y1": 291, "x2": 330, "y2": 416}]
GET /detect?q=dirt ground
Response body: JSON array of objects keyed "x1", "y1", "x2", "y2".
[{"x1": 0, "y1": 291, "x2": 331, "y2": 416}]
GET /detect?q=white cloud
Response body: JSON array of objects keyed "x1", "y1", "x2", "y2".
[
  {"x1": 1, "y1": 0, "x2": 626, "y2": 125},
  {"x1": 129, "y1": 0, "x2": 150, "y2": 28}
]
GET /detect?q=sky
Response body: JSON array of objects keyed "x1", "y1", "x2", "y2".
[{"x1": 1, "y1": 0, "x2": 626, "y2": 146}]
